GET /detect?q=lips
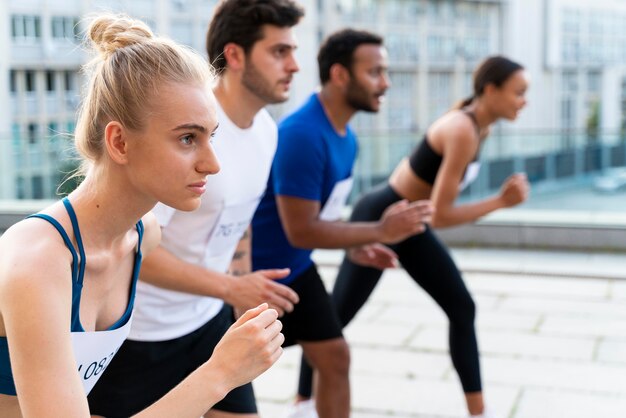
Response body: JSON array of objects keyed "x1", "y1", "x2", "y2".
[{"x1": 188, "y1": 181, "x2": 207, "y2": 195}]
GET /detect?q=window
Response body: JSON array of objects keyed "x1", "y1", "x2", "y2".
[
  {"x1": 12, "y1": 123, "x2": 21, "y2": 153},
  {"x1": 28, "y1": 123, "x2": 38, "y2": 145},
  {"x1": 47, "y1": 121, "x2": 59, "y2": 136},
  {"x1": 25, "y1": 71, "x2": 36, "y2": 92},
  {"x1": 64, "y1": 71, "x2": 75, "y2": 92},
  {"x1": 46, "y1": 71, "x2": 56, "y2": 92},
  {"x1": 32, "y1": 176, "x2": 44, "y2": 199},
  {"x1": 11, "y1": 15, "x2": 41, "y2": 40},
  {"x1": 16, "y1": 177, "x2": 26, "y2": 199},
  {"x1": 387, "y1": 71, "x2": 417, "y2": 132},
  {"x1": 428, "y1": 72, "x2": 452, "y2": 123},
  {"x1": 170, "y1": 21, "x2": 193, "y2": 46},
  {"x1": 9, "y1": 70, "x2": 17, "y2": 93},
  {"x1": 587, "y1": 71, "x2": 601, "y2": 93},
  {"x1": 51, "y1": 16, "x2": 80, "y2": 40}
]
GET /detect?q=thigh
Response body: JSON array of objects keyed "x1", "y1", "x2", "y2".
[
  {"x1": 300, "y1": 336, "x2": 349, "y2": 371},
  {"x1": 332, "y1": 255, "x2": 384, "y2": 326},
  {"x1": 281, "y1": 265, "x2": 343, "y2": 347},
  {"x1": 331, "y1": 183, "x2": 398, "y2": 325},
  {"x1": 397, "y1": 228, "x2": 472, "y2": 308}
]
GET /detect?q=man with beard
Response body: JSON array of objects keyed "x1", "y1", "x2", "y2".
[
  {"x1": 87, "y1": 1, "x2": 303, "y2": 417},
  {"x1": 251, "y1": 29, "x2": 433, "y2": 418}
]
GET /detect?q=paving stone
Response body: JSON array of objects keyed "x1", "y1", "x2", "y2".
[
  {"x1": 464, "y1": 273, "x2": 610, "y2": 300},
  {"x1": 350, "y1": 346, "x2": 450, "y2": 379},
  {"x1": 352, "y1": 375, "x2": 518, "y2": 418},
  {"x1": 540, "y1": 315, "x2": 626, "y2": 339},
  {"x1": 513, "y1": 388, "x2": 626, "y2": 418},
  {"x1": 597, "y1": 340, "x2": 626, "y2": 364},
  {"x1": 498, "y1": 295, "x2": 626, "y2": 318},
  {"x1": 409, "y1": 328, "x2": 595, "y2": 360},
  {"x1": 345, "y1": 321, "x2": 420, "y2": 348},
  {"x1": 482, "y1": 357, "x2": 626, "y2": 395}
]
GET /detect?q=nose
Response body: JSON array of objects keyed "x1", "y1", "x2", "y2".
[
  {"x1": 197, "y1": 142, "x2": 220, "y2": 175},
  {"x1": 380, "y1": 72, "x2": 391, "y2": 91},
  {"x1": 287, "y1": 52, "x2": 299, "y2": 74}
]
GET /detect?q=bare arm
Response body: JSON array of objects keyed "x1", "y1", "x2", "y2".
[
  {"x1": 0, "y1": 226, "x2": 91, "y2": 417},
  {"x1": 276, "y1": 195, "x2": 432, "y2": 249},
  {"x1": 133, "y1": 304, "x2": 283, "y2": 418},
  {"x1": 430, "y1": 122, "x2": 529, "y2": 229},
  {"x1": 228, "y1": 227, "x2": 252, "y2": 277},
  {"x1": 140, "y1": 226, "x2": 298, "y2": 316}
]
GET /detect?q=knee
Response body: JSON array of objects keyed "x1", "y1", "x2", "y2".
[
  {"x1": 312, "y1": 339, "x2": 350, "y2": 376},
  {"x1": 448, "y1": 293, "x2": 476, "y2": 327}
]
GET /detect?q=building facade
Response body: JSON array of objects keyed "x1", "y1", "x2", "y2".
[{"x1": 1, "y1": 0, "x2": 626, "y2": 199}]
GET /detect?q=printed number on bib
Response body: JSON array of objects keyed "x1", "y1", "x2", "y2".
[
  {"x1": 71, "y1": 316, "x2": 132, "y2": 395},
  {"x1": 204, "y1": 196, "x2": 262, "y2": 260}
]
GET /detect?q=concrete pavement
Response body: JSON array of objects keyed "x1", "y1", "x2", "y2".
[{"x1": 253, "y1": 247, "x2": 626, "y2": 418}]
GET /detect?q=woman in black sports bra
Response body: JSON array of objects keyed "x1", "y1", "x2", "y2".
[
  {"x1": 297, "y1": 56, "x2": 530, "y2": 418},
  {"x1": 0, "y1": 13, "x2": 283, "y2": 418}
]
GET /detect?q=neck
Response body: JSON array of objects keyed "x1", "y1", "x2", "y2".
[
  {"x1": 317, "y1": 87, "x2": 357, "y2": 136},
  {"x1": 67, "y1": 166, "x2": 154, "y2": 249},
  {"x1": 214, "y1": 74, "x2": 265, "y2": 129},
  {"x1": 466, "y1": 98, "x2": 498, "y2": 131}
]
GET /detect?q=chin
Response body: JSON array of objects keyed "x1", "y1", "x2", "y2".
[
  {"x1": 164, "y1": 197, "x2": 202, "y2": 212},
  {"x1": 270, "y1": 94, "x2": 289, "y2": 104},
  {"x1": 182, "y1": 199, "x2": 203, "y2": 212}
]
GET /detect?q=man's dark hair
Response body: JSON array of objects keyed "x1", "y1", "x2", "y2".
[
  {"x1": 207, "y1": 0, "x2": 304, "y2": 72},
  {"x1": 317, "y1": 28, "x2": 383, "y2": 84}
]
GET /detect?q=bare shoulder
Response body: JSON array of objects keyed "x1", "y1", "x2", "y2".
[
  {"x1": 432, "y1": 111, "x2": 480, "y2": 158},
  {"x1": 140, "y1": 211, "x2": 161, "y2": 255},
  {"x1": 0, "y1": 219, "x2": 73, "y2": 319}
]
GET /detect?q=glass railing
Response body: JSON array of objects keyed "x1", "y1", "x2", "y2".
[
  {"x1": 352, "y1": 129, "x2": 626, "y2": 213},
  {"x1": 0, "y1": 130, "x2": 625, "y2": 214}
]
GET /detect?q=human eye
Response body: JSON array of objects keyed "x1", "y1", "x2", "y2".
[
  {"x1": 274, "y1": 46, "x2": 291, "y2": 58},
  {"x1": 179, "y1": 133, "x2": 195, "y2": 145}
]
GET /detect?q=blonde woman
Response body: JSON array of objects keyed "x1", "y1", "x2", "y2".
[{"x1": 0, "y1": 14, "x2": 283, "y2": 418}]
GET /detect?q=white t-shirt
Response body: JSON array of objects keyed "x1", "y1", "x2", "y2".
[{"x1": 129, "y1": 103, "x2": 277, "y2": 341}]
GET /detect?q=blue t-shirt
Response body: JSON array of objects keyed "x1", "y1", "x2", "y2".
[{"x1": 252, "y1": 93, "x2": 358, "y2": 284}]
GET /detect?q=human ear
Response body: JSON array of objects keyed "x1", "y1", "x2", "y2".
[
  {"x1": 483, "y1": 83, "x2": 498, "y2": 96},
  {"x1": 103, "y1": 121, "x2": 129, "y2": 165},
  {"x1": 223, "y1": 42, "x2": 245, "y2": 72},
  {"x1": 329, "y1": 63, "x2": 351, "y2": 87}
]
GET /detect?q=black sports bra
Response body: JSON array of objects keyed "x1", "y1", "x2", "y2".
[{"x1": 408, "y1": 110, "x2": 480, "y2": 185}]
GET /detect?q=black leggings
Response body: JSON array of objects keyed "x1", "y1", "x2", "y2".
[{"x1": 298, "y1": 183, "x2": 482, "y2": 396}]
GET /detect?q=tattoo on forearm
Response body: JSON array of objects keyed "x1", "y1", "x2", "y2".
[
  {"x1": 232, "y1": 250, "x2": 247, "y2": 260},
  {"x1": 231, "y1": 269, "x2": 245, "y2": 277}
]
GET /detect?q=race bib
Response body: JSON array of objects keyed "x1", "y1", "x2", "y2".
[
  {"x1": 71, "y1": 316, "x2": 132, "y2": 395},
  {"x1": 319, "y1": 177, "x2": 354, "y2": 221},
  {"x1": 203, "y1": 197, "x2": 262, "y2": 269},
  {"x1": 459, "y1": 162, "x2": 481, "y2": 191}
]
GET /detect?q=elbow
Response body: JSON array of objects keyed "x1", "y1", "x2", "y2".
[
  {"x1": 284, "y1": 228, "x2": 315, "y2": 249},
  {"x1": 430, "y1": 213, "x2": 452, "y2": 229}
]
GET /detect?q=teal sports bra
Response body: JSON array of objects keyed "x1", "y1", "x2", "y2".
[{"x1": 0, "y1": 197, "x2": 143, "y2": 395}]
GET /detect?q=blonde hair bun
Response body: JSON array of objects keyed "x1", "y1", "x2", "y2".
[{"x1": 87, "y1": 14, "x2": 153, "y2": 58}]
